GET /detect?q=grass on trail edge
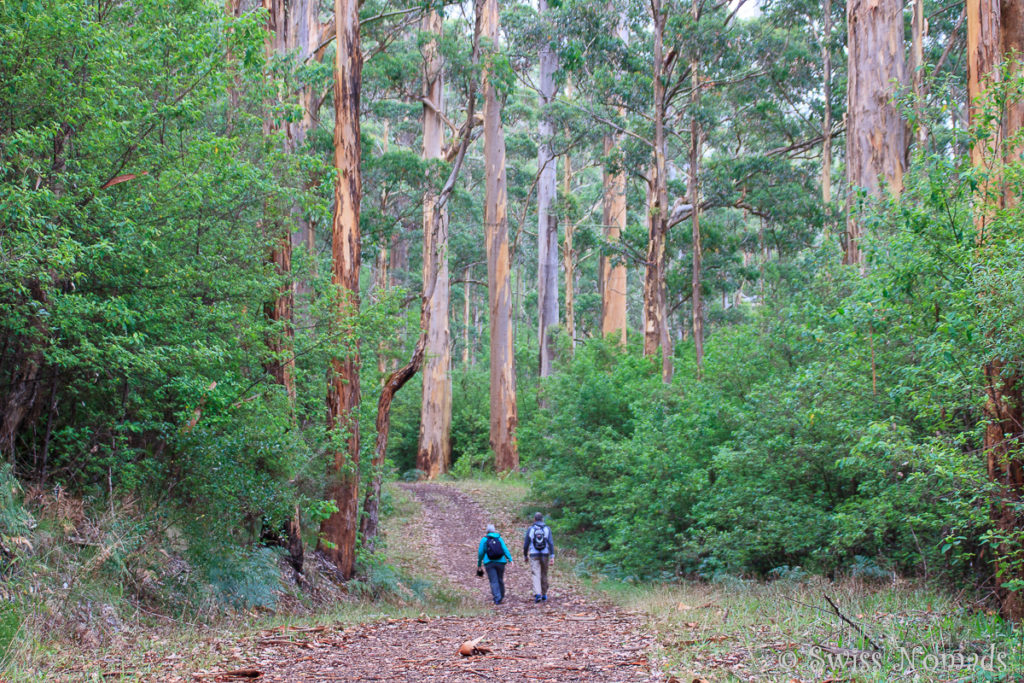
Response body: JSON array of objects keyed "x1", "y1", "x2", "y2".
[
  {"x1": 3, "y1": 484, "x2": 484, "y2": 682},
  {"x1": 592, "y1": 578, "x2": 1023, "y2": 681}
]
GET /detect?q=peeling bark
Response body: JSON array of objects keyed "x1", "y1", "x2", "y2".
[
  {"x1": 643, "y1": 0, "x2": 672, "y2": 382},
  {"x1": 417, "y1": 9, "x2": 452, "y2": 480},
  {"x1": 478, "y1": 0, "x2": 518, "y2": 472},
  {"x1": 601, "y1": 12, "x2": 629, "y2": 346},
  {"x1": 319, "y1": 0, "x2": 362, "y2": 580},
  {"x1": 600, "y1": 131, "x2": 628, "y2": 345},
  {"x1": 844, "y1": 0, "x2": 907, "y2": 266},
  {"x1": 537, "y1": 0, "x2": 560, "y2": 378},
  {"x1": 562, "y1": 155, "x2": 576, "y2": 354}
]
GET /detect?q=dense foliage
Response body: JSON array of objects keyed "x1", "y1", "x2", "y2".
[{"x1": 523, "y1": 148, "x2": 1020, "y2": 589}]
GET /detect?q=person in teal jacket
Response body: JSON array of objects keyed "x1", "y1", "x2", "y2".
[{"x1": 477, "y1": 523, "x2": 513, "y2": 604}]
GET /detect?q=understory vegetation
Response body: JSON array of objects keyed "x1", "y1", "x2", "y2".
[{"x1": 514, "y1": 150, "x2": 1017, "y2": 588}]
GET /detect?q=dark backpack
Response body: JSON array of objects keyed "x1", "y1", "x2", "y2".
[
  {"x1": 531, "y1": 524, "x2": 549, "y2": 552},
  {"x1": 485, "y1": 535, "x2": 504, "y2": 560}
]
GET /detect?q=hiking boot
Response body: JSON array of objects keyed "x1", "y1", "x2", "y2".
[
  {"x1": 534, "y1": 594, "x2": 542, "y2": 603},
  {"x1": 542, "y1": 595, "x2": 547, "y2": 601}
]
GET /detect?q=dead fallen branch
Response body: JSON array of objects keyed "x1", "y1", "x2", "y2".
[{"x1": 824, "y1": 593, "x2": 883, "y2": 651}]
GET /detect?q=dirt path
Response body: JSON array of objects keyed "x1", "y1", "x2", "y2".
[{"x1": 234, "y1": 483, "x2": 659, "y2": 682}]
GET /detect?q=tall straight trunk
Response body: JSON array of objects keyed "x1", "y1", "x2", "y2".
[
  {"x1": 472, "y1": 298, "x2": 481, "y2": 366},
  {"x1": 478, "y1": 0, "x2": 518, "y2": 471},
  {"x1": 562, "y1": 155, "x2": 576, "y2": 353},
  {"x1": 536, "y1": 0, "x2": 559, "y2": 377},
  {"x1": 261, "y1": 1, "x2": 298, "y2": 406},
  {"x1": 601, "y1": 11, "x2": 629, "y2": 345},
  {"x1": 821, "y1": 0, "x2": 833, "y2": 216},
  {"x1": 911, "y1": 0, "x2": 928, "y2": 147},
  {"x1": 644, "y1": 0, "x2": 671, "y2": 382},
  {"x1": 319, "y1": 0, "x2": 362, "y2": 580},
  {"x1": 845, "y1": 0, "x2": 907, "y2": 265},
  {"x1": 417, "y1": 9, "x2": 452, "y2": 479},
  {"x1": 463, "y1": 265, "x2": 472, "y2": 366},
  {"x1": 265, "y1": 0, "x2": 322, "y2": 308},
  {"x1": 969, "y1": 0, "x2": 1024, "y2": 622},
  {"x1": 689, "y1": 47, "x2": 703, "y2": 380},
  {"x1": 600, "y1": 131, "x2": 628, "y2": 345}
]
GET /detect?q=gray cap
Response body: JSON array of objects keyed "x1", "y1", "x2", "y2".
[
  {"x1": 486, "y1": 523, "x2": 496, "y2": 533},
  {"x1": 534, "y1": 512, "x2": 543, "y2": 522}
]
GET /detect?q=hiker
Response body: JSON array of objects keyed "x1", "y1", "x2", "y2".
[
  {"x1": 477, "y1": 523, "x2": 512, "y2": 605},
  {"x1": 524, "y1": 512, "x2": 554, "y2": 603}
]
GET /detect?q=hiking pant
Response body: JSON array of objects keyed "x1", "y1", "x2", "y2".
[
  {"x1": 529, "y1": 555, "x2": 550, "y2": 597},
  {"x1": 484, "y1": 563, "x2": 506, "y2": 603}
]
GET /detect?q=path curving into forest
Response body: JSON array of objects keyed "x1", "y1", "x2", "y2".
[{"x1": 237, "y1": 483, "x2": 660, "y2": 681}]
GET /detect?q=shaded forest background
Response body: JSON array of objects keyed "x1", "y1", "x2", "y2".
[{"x1": 3, "y1": 0, "x2": 1024, "y2": 638}]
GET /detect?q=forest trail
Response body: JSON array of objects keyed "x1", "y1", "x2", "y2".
[{"x1": 206, "y1": 483, "x2": 659, "y2": 682}]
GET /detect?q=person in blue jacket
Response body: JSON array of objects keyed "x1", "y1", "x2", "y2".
[{"x1": 477, "y1": 523, "x2": 513, "y2": 604}]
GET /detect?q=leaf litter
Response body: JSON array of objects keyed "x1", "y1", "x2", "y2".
[{"x1": 102, "y1": 483, "x2": 664, "y2": 681}]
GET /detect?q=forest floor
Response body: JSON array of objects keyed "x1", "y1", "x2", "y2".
[{"x1": 27, "y1": 480, "x2": 1024, "y2": 682}]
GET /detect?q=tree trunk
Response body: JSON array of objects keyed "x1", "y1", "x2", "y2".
[
  {"x1": 562, "y1": 155, "x2": 576, "y2": 354},
  {"x1": 478, "y1": 0, "x2": 518, "y2": 472},
  {"x1": 537, "y1": 0, "x2": 560, "y2": 378},
  {"x1": 911, "y1": 0, "x2": 928, "y2": 148},
  {"x1": 417, "y1": 8, "x2": 452, "y2": 480},
  {"x1": 262, "y1": 0, "x2": 324, "y2": 574},
  {"x1": 463, "y1": 265, "x2": 472, "y2": 367},
  {"x1": 969, "y1": 0, "x2": 1024, "y2": 622},
  {"x1": 261, "y1": 1, "x2": 298, "y2": 406},
  {"x1": 319, "y1": 0, "x2": 362, "y2": 580},
  {"x1": 689, "y1": 10, "x2": 703, "y2": 380},
  {"x1": 821, "y1": 0, "x2": 833, "y2": 219},
  {"x1": 643, "y1": 1, "x2": 672, "y2": 382},
  {"x1": 361, "y1": 336, "x2": 425, "y2": 548},
  {"x1": 982, "y1": 359, "x2": 1024, "y2": 621},
  {"x1": 601, "y1": 131, "x2": 628, "y2": 345},
  {"x1": 600, "y1": 8, "x2": 629, "y2": 346},
  {"x1": 1, "y1": 342, "x2": 43, "y2": 466},
  {"x1": 263, "y1": 229, "x2": 296, "y2": 403},
  {"x1": 845, "y1": 0, "x2": 907, "y2": 266}
]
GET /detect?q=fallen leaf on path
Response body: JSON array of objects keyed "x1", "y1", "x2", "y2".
[{"x1": 459, "y1": 635, "x2": 493, "y2": 657}]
